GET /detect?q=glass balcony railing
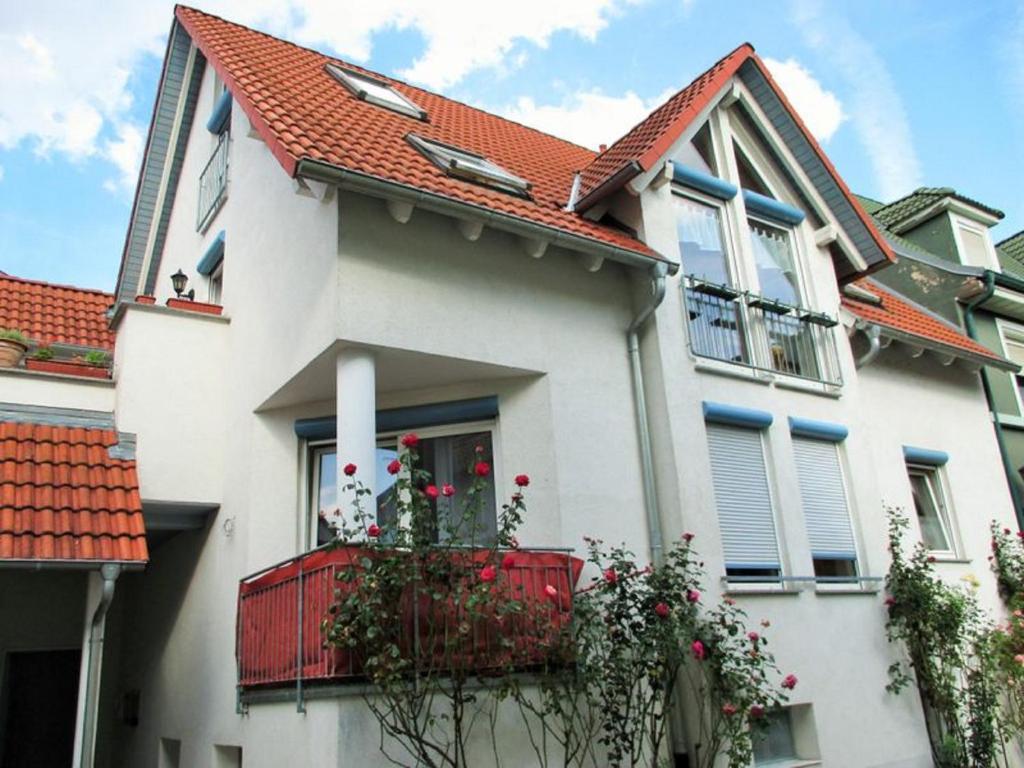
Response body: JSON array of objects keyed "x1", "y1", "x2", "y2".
[
  {"x1": 682, "y1": 275, "x2": 842, "y2": 386},
  {"x1": 197, "y1": 133, "x2": 229, "y2": 231}
]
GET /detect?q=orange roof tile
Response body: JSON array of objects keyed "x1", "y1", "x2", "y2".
[
  {"x1": 0, "y1": 274, "x2": 114, "y2": 350},
  {"x1": 174, "y1": 6, "x2": 662, "y2": 263},
  {"x1": 0, "y1": 422, "x2": 147, "y2": 563},
  {"x1": 842, "y1": 279, "x2": 1008, "y2": 365}
]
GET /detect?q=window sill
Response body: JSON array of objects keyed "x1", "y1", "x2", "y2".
[
  {"x1": 722, "y1": 582, "x2": 801, "y2": 597},
  {"x1": 691, "y1": 358, "x2": 841, "y2": 398},
  {"x1": 929, "y1": 555, "x2": 971, "y2": 565},
  {"x1": 814, "y1": 582, "x2": 882, "y2": 596}
]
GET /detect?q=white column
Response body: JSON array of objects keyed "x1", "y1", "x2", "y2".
[{"x1": 336, "y1": 347, "x2": 377, "y2": 524}]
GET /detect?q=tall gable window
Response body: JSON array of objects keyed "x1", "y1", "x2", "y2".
[
  {"x1": 326, "y1": 64, "x2": 427, "y2": 120},
  {"x1": 672, "y1": 109, "x2": 841, "y2": 387},
  {"x1": 408, "y1": 134, "x2": 531, "y2": 197}
]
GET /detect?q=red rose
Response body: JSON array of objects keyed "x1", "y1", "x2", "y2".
[
  {"x1": 682, "y1": 532, "x2": 695, "y2": 543},
  {"x1": 721, "y1": 702, "x2": 737, "y2": 716},
  {"x1": 781, "y1": 674, "x2": 798, "y2": 690},
  {"x1": 654, "y1": 602, "x2": 670, "y2": 619},
  {"x1": 884, "y1": 596, "x2": 897, "y2": 607},
  {"x1": 511, "y1": 492, "x2": 523, "y2": 503},
  {"x1": 401, "y1": 433, "x2": 420, "y2": 448},
  {"x1": 1018, "y1": 531, "x2": 1024, "y2": 540},
  {"x1": 747, "y1": 631, "x2": 759, "y2": 644},
  {"x1": 424, "y1": 485, "x2": 439, "y2": 499},
  {"x1": 749, "y1": 705, "x2": 765, "y2": 719},
  {"x1": 387, "y1": 459, "x2": 401, "y2": 475},
  {"x1": 474, "y1": 461, "x2": 491, "y2": 477},
  {"x1": 514, "y1": 474, "x2": 530, "y2": 487},
  {"x1": 544, "y1": 584, "x2": 559, "y2": 602},
  {"x1": 501, "y1": 553, "x2": 517, "y2": 571},
  {"x1": 603, "y1": 568, "x2": 618, "y2": 584},
  {"x1": 686, "y1": 589, "x2": 701, "y2": 603},
  {"x1": 479, "y1": 564, "x2": 497, "y2": 583},
  {"x1": 343, "y1": 463, "x2": 357, "y2": 476},
  {"x1": 927, "y1": 555, "x2": 937, "y2": 563},
  {"x1": 367, "y1": 523, "x2": 381, "y2": 538},
  {"x1": 691, "y1": 640, "x2": 705, "y2": 661},
  {"x1": 1005, "y1": 528, "x2": 1013, "y2": 536},
  {"x1": 442, "y1": 483, "x2": 456, "y2": 497}
]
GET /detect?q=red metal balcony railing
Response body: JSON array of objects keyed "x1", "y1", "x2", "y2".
[{"x1": 236, "y1": 545, "x2": 583, "y2": 704}]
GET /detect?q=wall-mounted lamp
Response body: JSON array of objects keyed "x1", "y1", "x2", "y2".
[{"x1": 170, "y1": 269, "x2": 195, "y2": 301}]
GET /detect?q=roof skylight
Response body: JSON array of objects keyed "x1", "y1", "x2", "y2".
[
  {"x1": 407, "y1": 134, "x2": 531, "y2": 197},
  {"x1": 325, "y1": 64, "x2": 427, "y2": 120}
]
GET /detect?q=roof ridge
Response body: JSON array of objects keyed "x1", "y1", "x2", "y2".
[
  {"x1": 997, "y1": 231, "x2": 1024, "y2": 248},
  {"x1": 174, "y1": 5, "x2": 600, "y2": 156},
  {"x1": 0, "y1": 273, "x2": 113, "y2": 299}
]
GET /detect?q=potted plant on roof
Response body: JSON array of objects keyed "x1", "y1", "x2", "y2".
[
  {"x1": 0, "y1": 329, "x2": 29, "y2": 368},
  {"x1": 26, "y1": 347, "x2": 111, "y2": 379}
]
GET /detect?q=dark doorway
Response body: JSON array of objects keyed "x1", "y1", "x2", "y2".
[{"x1": 1, "y1": 649, "x2": 81, "y2": 768}]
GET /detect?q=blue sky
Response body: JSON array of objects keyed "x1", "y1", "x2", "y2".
[{"x1": 1, "y1": 0, "x2": 1021, "y2": 291}]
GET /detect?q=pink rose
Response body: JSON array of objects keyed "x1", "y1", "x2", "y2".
[
  {"x1": 724, "y1": 597, "x2": 736, "y2": 606},
  {"x1": 401, "y1": 433, "x2": 420, "y2": 448},
  {"x1": 514, "y1": 474, "x2": 530, "y2": 487},
  {"x1": 682, "y1": 532, "x2": 695, "y2": 543},
  {"x1": 782, "y1": 674, "x2": 798, "y2": 690},
  {"x1": 442, "y1": 483, "x2": 456, "y2": 497},
  {"x1": 544, "y1": 584, "x2": 559, "y2": 602},
  {"x1": 501, "y1": 553, "x2": 516, "y2": 571},
  {"x1": 747, "y1": 631, "x2": 759, "y2": 644},
  {"x1": 749, "y1": 705, "x2": 765, "y2": 718},
  {"x1": 654, "y1": 602, "x2": 670, "y2": 619},
  {"x1": 474, "y1": 461, "x2": 491, "y2": 477},
  {"x1": 343, "y1": 463, "x2": 357, "y2": 476},
  {"x1": 691, "y1": 640, "x2": 706, "y2": 661},
  {"x1": 479, "y1": 565, "x2": 497, "y2": 583},
  {"x1": 424, "y1": 485, "x2": 439, "y2": 500},
  {"x1": 603, "y1": 568, "x2": 618, "y2": 584},
  {"x1": 386, "y1": 459, "x2": 401, "y2": 475},
  {"x1": 367, "y1": 523, "x2": 381, "y2": 538},
  {"x1": 721, "y1": 702, "x2": 737, "y2": 716},
  {"x1": 686, "y1": 589, "x2": 701, "y2": 603},
  {"x1": 1015, "y1": 654, "x2": 1024, "y2": 665}
]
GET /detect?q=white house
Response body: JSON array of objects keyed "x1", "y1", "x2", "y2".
[{"x1": 0, "y1": 6, "x2": 1020, "y2": 768}]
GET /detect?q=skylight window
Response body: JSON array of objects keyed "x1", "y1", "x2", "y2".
[
  {"x1": 325, "y1": 64, "x2": 427, "y2": 120},
  {"x1": 407, "y1": 134, "x2": 531, "y2": 197}
]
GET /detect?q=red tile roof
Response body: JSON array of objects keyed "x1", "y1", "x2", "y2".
[
  {"x1": 842, "y1": 279, "x2": 1008, "y2": 365},
  {"x1": 174, "y1": 6, "x2": 661, "y2": 262},
  {"x1": 0, "y1": 274, "x2": 114, "y2": 350},
  {"x1": 0, "y1": 422, "x2": 148, "y2": 563}
]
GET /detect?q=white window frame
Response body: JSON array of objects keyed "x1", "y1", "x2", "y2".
[
  {"x1": 208, "y1": 262, "x2": 223, "y2": 305},
  {"x1": 950, "y1": 212, "x2": 999, "y2": 271},
  {"x1": 305, "y1": 420, "x2": 501, "y2": 550},
  {"x1": 674, "y1": 187, "x2": 743, "y2": 287},
  {"x1": 407, "y1": 134, "x2": 531, "y2": 197},
  {"x1": 325, "y1": 64, "x2": 427, "y2": 120},
  {"x1": 996, "y1": 318, "x2": 1024, "y2": 418},
  {"x1": 906, "y1": 463, "x2": 959, "y2": 558}
]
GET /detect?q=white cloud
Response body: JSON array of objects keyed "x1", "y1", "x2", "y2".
[
  {"x1": 0, "y1": 0, "x2": 642, "y2": 187},
  {"x1": 496, "y1": 88, "x2": 674, "y2": 150},
  {"x1": 763, "y1": 57, "x2": 844, "y2": 142},
  {"x1": 791, "y1": 0, "x2": 922, "y2": 200}
]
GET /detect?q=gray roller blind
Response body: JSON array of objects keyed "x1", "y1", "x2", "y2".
[
  {"x1": 706, "y1": 423, "x2": 780, "y2": 569},
  {"x1": 792, "y1": 437, "x2": 857, "y2": 560}
]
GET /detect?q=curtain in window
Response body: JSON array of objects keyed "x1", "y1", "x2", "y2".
[
  {"x1": 749, "y1": 222, "x2": 799, "y2": 304},
  {"x1": 677, "y1": 198, "x2": 729, "y2": 285}
]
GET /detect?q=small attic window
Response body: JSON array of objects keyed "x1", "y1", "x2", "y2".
[
  {"x1": 325, "y1": 64, "x2": 426, "y2": 120},
  {"x1": 407, "y1": 134, "x2": 531, "y2": 197}
]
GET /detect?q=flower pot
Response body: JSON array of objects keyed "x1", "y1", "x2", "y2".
[
  {"x1": 0, "y1": 338, "x2": 28, "y2": 368},
  {"x1": 166, "y1": 298, "x2": 223, "y2": 315},
  {"x1": 25, "y1": 359, "x2": 111, "y2": 379}
]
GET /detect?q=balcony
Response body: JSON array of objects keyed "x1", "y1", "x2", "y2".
[
  {"x1": 236, "y1": 545, "x2": 582, "y2": 704},
  {"x1": 682, "y1": 275, "x2": 842, "y2": 386},
  {"x1": 197, "y1": 132, "x2": 229, "y2": 231}
]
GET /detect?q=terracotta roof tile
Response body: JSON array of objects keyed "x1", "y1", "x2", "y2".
[
  {"x1": 842, "y1": 279, "x2": 1007, "y2": 364},
  {"x1": 0, "y1": 274, "x2": 114, "y2": 349},
  {"x1": 0, "y1": 422, "x2": 147, "y2": 563},
  {"x1": 174, "y1": 7, "x2": 661, "y2": 262}
]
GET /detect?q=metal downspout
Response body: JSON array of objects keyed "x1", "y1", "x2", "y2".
[
  {"x1": 78, "y1": 563, "x2": 121, "y2": 768},
  {"x1": 854, "y1": 324, "x2": 882, "y2": 368},
  {"x1": 627, "y1": 262, "x2": 669, "y2": 567},
  {"x1": 964, "y1": 272, "x2": 1024, "y2": 529}
]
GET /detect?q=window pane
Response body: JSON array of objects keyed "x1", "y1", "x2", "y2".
[
  {"x1": 754, "y1": 710, "x2": 797, "y2": 764},
  {"x1": 314, "y1": 449, "x2": 338, "y2": 545},
  {"x1": 678, "y1": 197, "x2": 730, "y2": 285},
  {"x1": 415, "y1": 432, "x2": 497, "y2": 544},
  {"x1": 749, "y1": 221, "x2": 799, "y2": 305},
  {"x1": 909, "y1": 472, "x2": 951, "y2": 552},
  {"x1": 675, "y1": 123, "x2": 716, "y2": 175}
]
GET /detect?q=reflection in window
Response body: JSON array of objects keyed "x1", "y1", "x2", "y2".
[
  {"x1": 749, "y1": 221, "x2": 799, "y2": 305},
  {"x1": 678, "y1": 197, "x2": 730, "y2": 285},
  {"x1": 753, "y1": 709, "x2": 798, "y2": 765},
  {"x1": 908, "y1": 468, "x2": 954, "y2": 553}
]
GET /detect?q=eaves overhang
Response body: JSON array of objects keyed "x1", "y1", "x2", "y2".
[{"x1": 849, "y1": 316, "x2": 1018, "y2": 372}]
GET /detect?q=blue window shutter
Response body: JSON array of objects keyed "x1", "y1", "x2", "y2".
[
  {"x1": 207, "y1": 90, "x2": 232, "y2": 134},
  {"x1": 294, "y1": 396, "x2": 499, "y2": 440},
  {"x1": 702, "y1": 401, "x2": 773, "y2": 429},
  {"x1": 671, "y1": 163, "x2": 738, "y2": 201},
  {"x1": 788, "y1": 416, "x2": 848, "y2": 442},
  {"x1": 742, "y1": 190, "x2": 805, "y2": 226},
  {"x1": 196, "y1": 230, "x2": 225, "y2": 276},
  {"x1": 792, "y1": 437, "x2": 857, "y2": 561},
  {"x1": 903, "y1": 445, "x2": 949, "y2": 466},
  {"x1": 706, "y1": 423, "x2": 781, "y2": 569}
]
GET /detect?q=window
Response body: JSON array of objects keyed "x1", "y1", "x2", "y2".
[
  {"x1": 310, "y1": 424, "x2": 497, "y2": 548},
  {"x1": 408, "y1": 134, "x2": 531, "y2": 197},
  {"x1": 706, "y1": 423, "x2": 781, "y2": 581},
  {"x1": 753, "y1": 710, "x2": 797, "y2": 765},
  {"x1": 999, "y1": 323, "x2": 1024, "y2": 415},
  {"x1": 325, "y1": 64, "x2": 427, "y2": 120},
  {"x1": 208, "y1": 263, "x2": 223, "y2": 304},
  {"x1": 792, "y1": 436, "x2": 858, "y2": 580},
  {"x1": 676, "y1": 123, "x2": 716, "y2": 175},
  {"x1": 957, "y1": 222, "x2": 993, "y2": 268},
  {"x1": 907, "y1": 466, "x2": 955, "y2": 555}
]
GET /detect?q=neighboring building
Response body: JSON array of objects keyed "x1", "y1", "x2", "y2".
[
  {"x1": 860, "y1": 188, "x2": 1024, "y2": 528},
  {"x1": 0, "y1": 7, "x2": 1020, "y2": 768}
]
